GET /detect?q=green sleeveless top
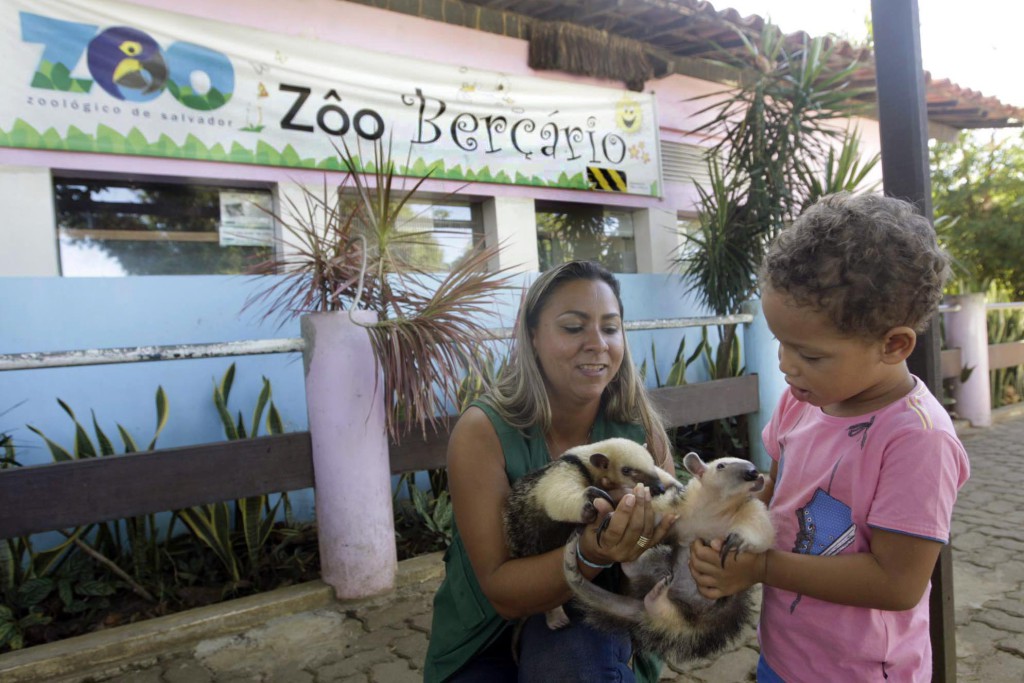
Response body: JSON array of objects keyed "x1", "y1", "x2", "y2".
[{"x1": 422, "y1": 401, "x2": 663, "y2": 683}]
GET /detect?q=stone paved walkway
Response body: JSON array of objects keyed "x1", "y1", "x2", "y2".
[{"x1": 4, "y1": 413, "x2": 1024, "y2": 682}]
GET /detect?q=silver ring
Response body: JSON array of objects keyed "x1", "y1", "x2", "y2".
[{"x1": 636, "y1": 535, "x2": 650, "y2": 549}]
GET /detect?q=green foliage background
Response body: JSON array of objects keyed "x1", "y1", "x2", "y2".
[{"x1": 931, "y1": 130, "x2": 1024, "y2": 298}]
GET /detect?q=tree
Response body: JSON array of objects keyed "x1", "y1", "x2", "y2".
[
  {"x1": 671, "y1": 24, "x2": 878, "y2": 456},
  {"x1": 931, "y1": 130, "x2": 1024, "y2": 298}
]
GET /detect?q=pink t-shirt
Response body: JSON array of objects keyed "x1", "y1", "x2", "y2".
[{"x1": 759, "y1": 378, "x2": 970, "y2": 683}]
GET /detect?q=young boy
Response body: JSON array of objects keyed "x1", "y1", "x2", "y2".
[{"x1": 688, "y1": 193, "x2": 970, "y2": 682}]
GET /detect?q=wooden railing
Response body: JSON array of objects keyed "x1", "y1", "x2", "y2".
[{"x1": 0, "y1": 375, "x2": 759, "y2": 540}]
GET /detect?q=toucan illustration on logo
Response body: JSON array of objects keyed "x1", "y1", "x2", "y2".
[{"x1": 87, "y1": 26, "x2": 167, "y2": 101}]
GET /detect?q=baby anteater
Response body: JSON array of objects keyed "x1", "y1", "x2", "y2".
[
  {"x1": 504, "y1": 437, "x2": 684, "y2": 629},
  {"x1": 563, "y1": 452, "x2": 774, "y2": 663}
]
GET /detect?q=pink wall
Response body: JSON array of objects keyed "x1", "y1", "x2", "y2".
[{"x1": 1, "y1": 0, "x2": 727, "y2": 211}]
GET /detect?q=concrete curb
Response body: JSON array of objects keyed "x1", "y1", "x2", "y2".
[{"x1": 0, "y1": 551, "x2": 445, "y2": 683}]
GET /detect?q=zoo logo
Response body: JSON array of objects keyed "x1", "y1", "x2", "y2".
[{"x1": 20, "y1": 11, "x2": 234, "y2": 111}]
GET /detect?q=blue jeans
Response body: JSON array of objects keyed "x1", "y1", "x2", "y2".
[
  {"x1": 757, "y1": 653, "x2": 786, "y2": 682},
  {"x1": 449, "y1": 605, "x2": 635, "y2": 682}
]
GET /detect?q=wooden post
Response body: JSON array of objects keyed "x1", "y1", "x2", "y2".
[{"x1": 870, "y1": 0, "x2": 956, "y2": 679}]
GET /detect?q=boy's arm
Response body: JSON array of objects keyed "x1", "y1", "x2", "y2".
[{"x1": 689, "y1": 529, "x2": 942, "y2": 611}]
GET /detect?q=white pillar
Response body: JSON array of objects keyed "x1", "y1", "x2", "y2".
[
  {"x1": 274, "y1": 181, "x2": 312, "y2": 266},
  {"x1": 482, "y1": 196, "x2": 538, "y2": 273},
  {"x1": 0, "y1": 166, "x2": 59, "y2": 276},
  {"x1": 741, "y1": 298, "x2": 787, "y2": 472},
  {"x1": 943, "y1": 293, "x2": 991, "y2": 427},
  {"x1": 633, "y1": 208, "x2": 683, "y2": 273},
  {"x1": 301, "y1": 310, "x2": 397, "y2": 598}
]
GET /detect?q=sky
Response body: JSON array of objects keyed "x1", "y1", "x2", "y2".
[{"x1": 717, "y1": 0, "x2": 1024, "y2": 110}]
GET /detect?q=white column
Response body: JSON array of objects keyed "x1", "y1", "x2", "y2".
[
  {"x1": 944, "y1": 293, "x2": 991, "y2": 427},
  {"x1": 301, "y1": 310, "x2": 397, "y2": 598},
  {"x1": 741, "y1": 298, "x2": 787, "y2": 472},
  {"x1": 482, "y1": 196, "x2": 538, "y2": 273},
  {"x1": 0, "y1": 166, "x2": 59, "y2": 276},
  {"x1": 273, "y1": 181, "x2": 312, "y2": 266},
  {"x1": 633, "y1": 207, "x2": 683, "y2": 274}
]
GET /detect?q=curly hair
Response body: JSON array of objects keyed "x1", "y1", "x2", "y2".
[
  {"x1": 479, "y1": 260, "x2": 669, "y2": 461},
  {"x1": 760, "y1": 192, "x2": 950, "y2": 338}
]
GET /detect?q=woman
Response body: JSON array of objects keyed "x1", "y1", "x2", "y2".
[{"x1": 423, "y1": 260, "x2": 676, "y2": 682}]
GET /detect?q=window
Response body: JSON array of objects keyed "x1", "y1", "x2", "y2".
[
  {"x1": 54, "y1": 177, "x2": 274, "y2": 276},
  {"x1": 394, "y1": 200, "x2": 484, "y2": 272},
  {"x1": 673, "y1": 213, "x2": 700, "y2": 274},
  {"x1": 345, "y1": 196, "x2": 485, "y2": 273},
  {"x1": 536, "y1": 200, "x2": 637, "y2": 273}
]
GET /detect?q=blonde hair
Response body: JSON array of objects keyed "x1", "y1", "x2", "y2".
[{"x1": 480, "y1": 261, "x2": 669, "y2": 461}]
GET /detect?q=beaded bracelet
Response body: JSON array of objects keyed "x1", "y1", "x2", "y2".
[{"x1": 576, "y1": 544, "x2": 614, "y2": 570}]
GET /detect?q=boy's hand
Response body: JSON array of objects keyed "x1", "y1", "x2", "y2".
[{"x1": 688, "y1": 538, "x2": 767, "y2": 599}]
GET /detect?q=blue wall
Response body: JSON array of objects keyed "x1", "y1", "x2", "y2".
[{"x1": 1, "y1": 272, "x2": 758, "y2": 521}]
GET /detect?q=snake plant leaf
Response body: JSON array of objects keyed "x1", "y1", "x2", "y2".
[
  {"x1": 259, "y1": 496, "x2": 282, "y2": 547},
  {"x1": 117, "y1": 424, "x2": 138, "y2": 453},
  {"x1": 91, "y1": 411, "x2": 115, "y2": 456},
  {"x1": 146, "y1": 386, "x2": 169, "y2": 451},
  {"x1": 267, "y1": 403, "x2": 283, "y2": 435},
  {"x1": 37, "y1": 526, "x2": 88, "y2": 576},
  {"x1": 0, "y1": 540, "x2": 15, "y2": 590},
  {"x1": 53, "y1": 399, "x2": 96, "y2": 459},
  {"x1": 212, "y1": 381, "x2": 239, "y2": 440},
  {"x1": 239, "y1": 495, "x2": 262, "y2": 564},
  {"x1": 665, "y1": 338, "x2": 689, "y2": 387},
  {"x1": 220, "y1": 363, "x2": 236, "y2": 404},
  {"x1": 250, "y1": 378, "x2": 271, "y2": 438},
  {"x1": 177, "y1": 506, "x2": 240, "y2": 582},
  {"x1": 432, "y1": 491, "x2": 452, "y2": 534},
  {"x1": 72, "y1": 422, "x2": 96, "y2": 458},
  {"x1": 26, "y1": 425, "x2": 73, "y2": 462}
]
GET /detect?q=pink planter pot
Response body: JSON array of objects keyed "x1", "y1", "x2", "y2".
[{"x1": 300, "y1": 310, "x2": 397, "y2": 599}]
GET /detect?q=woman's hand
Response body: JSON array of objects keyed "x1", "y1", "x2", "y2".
[
  {"x1": 577, "y1": 483, "x2": 677, "y2": 567},
  {"x1": 688, "y1": 537, "x2": 767, "y2": 599}
]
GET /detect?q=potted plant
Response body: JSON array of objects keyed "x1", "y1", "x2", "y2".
[
  {"x1": 245, "y1": 138, "x2": 512, "y2": 598},
  {"x1": 673, "y1": 25, "x2": 876, "y2": 459}
]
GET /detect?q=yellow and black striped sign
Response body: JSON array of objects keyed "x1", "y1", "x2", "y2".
[{"x1": 587, "y1": 166, "x2": 627, "y2": 192}]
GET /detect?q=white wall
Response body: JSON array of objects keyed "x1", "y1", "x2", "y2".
[
  {"x1": 482, "y1": 196, "x2": 539, "y2": 273},
  {"x1": 633, "y1": 207, "x2": 684, "y2": 274},
  {"x1": 0, "y1": 165, "x2": 59, "y2": 276}
]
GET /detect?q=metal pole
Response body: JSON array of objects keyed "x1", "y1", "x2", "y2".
[{"x1": 871, "y1": 0, "x2": 956, "y2": 678}]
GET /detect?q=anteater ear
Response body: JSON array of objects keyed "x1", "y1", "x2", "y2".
[
  {"x1": 683, "y1": 452, "x2": 706, "y2": 479},
  {"x1": 589, "y1": 453, "x2": 610, "y2": 471}
]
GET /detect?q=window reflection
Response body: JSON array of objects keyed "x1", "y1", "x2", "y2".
[
  {"x1": 536, "y1": 200, "x2": 637, "y2": 273},
  {"x1": 54, "y1": 178, "x2": 273, "y2": 276}
]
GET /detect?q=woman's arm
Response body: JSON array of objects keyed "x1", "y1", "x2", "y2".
[{"x1": 449, "y1": 408, "x2": 675, "y2": 619}]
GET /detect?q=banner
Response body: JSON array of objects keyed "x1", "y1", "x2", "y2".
[{"x1": 1, "y1": 0, "x2": 663, "y2": 196}]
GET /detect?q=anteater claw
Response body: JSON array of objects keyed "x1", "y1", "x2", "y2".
[
  {"x1": 584, "y1": 486, "x2": 615, "y2": 506},
  {"x1": 596, "y1": 513, "x2": 613, "y2": 547},
  {"x1": 720, "y1": 533, "x2": 744, "y2": 568}
]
